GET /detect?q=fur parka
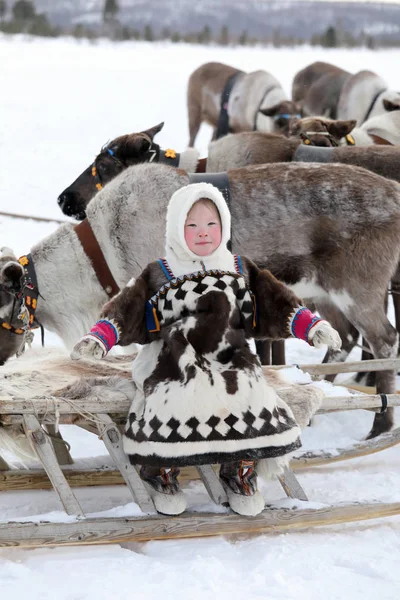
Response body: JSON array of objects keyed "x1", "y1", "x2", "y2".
[{"x1": 97, "y1": 183, "x2": 304, "y2": 468}]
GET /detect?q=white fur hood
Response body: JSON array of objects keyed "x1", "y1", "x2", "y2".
[{"x1": 165, "y1": 182, "x2": 236, "y2": 277}]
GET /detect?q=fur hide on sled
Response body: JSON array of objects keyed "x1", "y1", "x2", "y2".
[{"x1": 0, "y1": 347, "x2": 323, "y2": 472}]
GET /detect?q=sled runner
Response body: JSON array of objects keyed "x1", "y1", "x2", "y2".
[{"x1": 0, "y1": 350, "x2": 400, "y2": 547}]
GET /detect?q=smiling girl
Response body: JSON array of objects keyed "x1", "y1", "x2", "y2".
[{"x1": 71, "y1": 183, "x2": 341, "y2": 517}]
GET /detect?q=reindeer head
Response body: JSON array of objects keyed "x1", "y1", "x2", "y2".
[
  {"x1": 57, "y1": 122, "x2": 164, "y2": 221},
  {"x1": 0, "y1": 247, "x2": 27, "y2": 365},
  {"x1": 289, "y1": 116, "x2": 357, "y2": 147},
  {"x1": 259, "y1": 100, "x2": 302, "y2": 136}
]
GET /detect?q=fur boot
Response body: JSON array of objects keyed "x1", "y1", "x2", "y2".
[
  {"x1": 140, "y1": 465, "x2": 187, "y2": 515},
  {"x1": 220, "y1": 460, "x2": 265, "y2": 516}
]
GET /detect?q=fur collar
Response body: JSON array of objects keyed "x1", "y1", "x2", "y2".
[
  {"x1": 165, "y1": 182, "x2": 235, "y2": 277},
  {"x1": 177, "y1": 147, "x2": 200, "y2": 172}
]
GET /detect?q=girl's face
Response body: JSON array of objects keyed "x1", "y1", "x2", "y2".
[{"x1": 184, "y1": 201, "x2": 222, "y2": 256}]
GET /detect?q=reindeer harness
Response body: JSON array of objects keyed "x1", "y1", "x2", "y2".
[
  {"x1": 0, "y1": 254, "x2": 41, "y2": 339},
  {"x1": 91, "y1": 136, "x2": 182, "y2": 191}
]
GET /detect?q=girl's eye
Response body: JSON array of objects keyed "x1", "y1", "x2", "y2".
[
  {"x1": 186, "y1": 223, "x2": 196, "y2": 228},
  {"x1": 208, "y1": 222, "x2": 217, "y2": 226}
]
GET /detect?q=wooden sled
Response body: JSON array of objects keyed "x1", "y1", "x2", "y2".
[
  {"x1": 2, "y1": 405, "x2": 400, "y2": 492},
  {"x1": 0, "y1": 390, "x2": 400, "y2": 547},
  {"x1": 1, "y1": 354, "x2": 400, "y2": 490}
]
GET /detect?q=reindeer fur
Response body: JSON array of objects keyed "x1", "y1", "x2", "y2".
[{"x1": 187, "y1": 62, "x2": 298, "y2": 145}]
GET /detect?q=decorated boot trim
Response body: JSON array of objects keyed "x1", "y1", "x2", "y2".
[
  {"x1": 139, "y1": 465, "x2": 181, "y2": 495},
  {"x1": 287, "y1": 306, "x2": 322, "y2": 344},
  {"x1": 220, "y1": 459, "x2": 258, "y2": 496}
]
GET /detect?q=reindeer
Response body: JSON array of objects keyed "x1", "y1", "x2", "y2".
[
  {"x1": 58, "y1": 123, "x2": 400, "y2": 222},
  {"x1": 292, "y1": 61, "x2": 400, "y2": 124},
  {"x1": 187, "y1": 61, "x2": 300, "y2": 146},
  {"x1": 57, "y1": 122, "x2": 400, "y2": 394},
  {"x1": 292, "y1": 61, "x2": 351, "y2": 119},
  {"x1": 289, "y1": 112, "x2": 400, "y2": 148},
  {"x1": 288, "y1": 116, "x2": 357, "y2": 147},
  {"x1": 4, "y1": 161, "x2": 400, "y2": 439},
  {"x1": 0, "y1": 247, "x2": 30, "y2": 365}
]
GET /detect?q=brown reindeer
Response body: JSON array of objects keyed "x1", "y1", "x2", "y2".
[
  {"x1": 8, "y1": 160, "x2": 400, "y2": 442},
  {"x1": 187, "y1": 61, "x2": 300, "y2": 146},
  {"x1": 292, "y1": 61, "x2": 350, "y2": 118},
  {"x1": 289, "y1": 116, "x2": 357, "y2": 147},
  {"x1": 56, "y1": 125, "x2": 400, "y2": 418},
  {"x1": 289, "y1": 112, "x2": 400, "y2": 147},
  {"x1": 292, "y1": 61, "x2": 400, "y2": 124},
  {"x1": 60, "y1": 122, "x2": 400, "y2": 220}
]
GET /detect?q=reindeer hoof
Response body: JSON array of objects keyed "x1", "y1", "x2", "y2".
[{"x1": 366, "y1": 409, "x2": 394, "y2": 439}]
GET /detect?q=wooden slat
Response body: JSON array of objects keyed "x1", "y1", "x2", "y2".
[
  {"x1": 266, "y1": 357, "x2": 400, "y2": 376},
  {"x1": 22, "y1": 415, "x2": 84, "y2": 517},
  {"x1": 2, "y1": 393, "x2": 400, "y2": 416},
  {"x1": 1, "y1": 501, "x2": 400, "y2": 548},
  {"x1": 277, "y1": 467, "x2": 308, "y2": 500},
  {"x1": 316, "y1": 395, "x2": 400, "y2": 413},
  {"x1": 0, "y1": 397, "x2": 131, "y2": 414},
  {"x1": 45, "y1": 424, "x2": 74, "y2": 466},
  {"x1": 96, "y1": 414, "x2": 156, "y2": 514},
  {"x1": 0, "y1": 467, "x2": 123, "y2": 491},
  {"x1": 196, "y1": 465, "x2": 228, "y2": 505},
  {"x1": 0, "y1": 455, "x2": 10, "y2": 471}
]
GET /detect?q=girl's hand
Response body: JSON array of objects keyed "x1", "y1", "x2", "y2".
[
  {"x1": 308, "y1": 320, "x2": 342, "y2": 351},
  {"x1": 70, "y1": 336, "x2": 107, "y2": 360}
]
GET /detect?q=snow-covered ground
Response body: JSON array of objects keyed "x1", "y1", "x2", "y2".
[{"x1": 1, "y1": 35, "x2": 400, "y2": 600}]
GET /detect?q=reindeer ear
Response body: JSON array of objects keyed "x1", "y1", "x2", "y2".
[
  {"x1": 1, "y1": 261, "x2": 23, "y2": 286},
  {"x1": 259, "y1": 104, "x2": 280, "y2": 117},
  {"x1": 383, "y1": 98, "x2": 400, "y2": 112},
  {"x1": 326, "y1": 119, "x2": 357, "y2": 138},
  {"x1": 143, "y1": 122, "x2": 164, "y2": 140}
]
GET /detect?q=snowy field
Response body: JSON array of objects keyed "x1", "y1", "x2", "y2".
[{"x1": 1, "y1": 35, "x2": 400, "y2": 600}]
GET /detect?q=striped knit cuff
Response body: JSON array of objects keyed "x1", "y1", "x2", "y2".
[
  {"x1": 287, "y1": 307, "x2": 323, "y2": 345},
  {"x1": 87, "y1": 318, "x2": 121, "y2": 354}
]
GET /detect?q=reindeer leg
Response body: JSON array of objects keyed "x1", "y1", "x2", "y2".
[
  {"x1": 255, "y1": 340, "x2": 271, "y2": 365},
  {"x1": 345, "y1": 307, "x2": 397, "y2": 439},
  {"x1": 317, "y1": 302, "x2": 359, "y2": 382},
  {"x1": 271, "y1": 340, "x2": 285, "y2": 365},
  {"x1": 187, "y1": 91, "x2": 202, "y2": 147},
  {"x1": 390, "y1": 271, "x2": 400, "y2": 355},
  {"x1": 356, "y1": 290, "x2": 389, "y2": 387}
]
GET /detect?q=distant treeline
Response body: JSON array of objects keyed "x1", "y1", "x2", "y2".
[{"x1": 0, "y1": 0, "x2": 398, "y2": 49}]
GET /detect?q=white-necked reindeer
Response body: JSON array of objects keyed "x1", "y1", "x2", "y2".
[{"x1": 3, "y1": 160, "x2": 400, "y2": 439}]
